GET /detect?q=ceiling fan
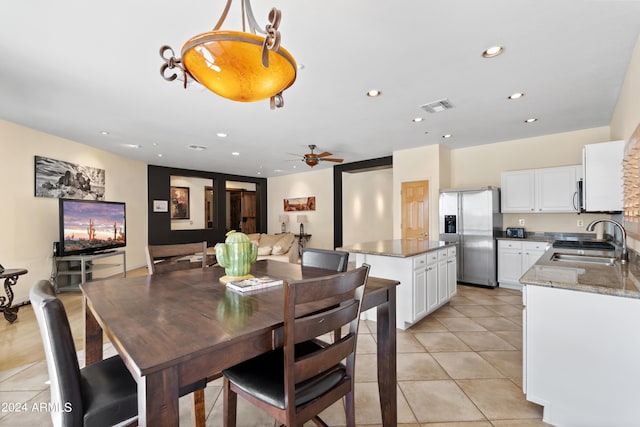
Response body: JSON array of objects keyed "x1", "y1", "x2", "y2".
[{"x1": 296, "y1": 145, "x2": 344, "y2": 167}]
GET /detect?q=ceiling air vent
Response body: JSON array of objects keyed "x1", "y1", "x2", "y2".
[{"x1": 420, "y1": 98, "x2": 454, "y2": 113}]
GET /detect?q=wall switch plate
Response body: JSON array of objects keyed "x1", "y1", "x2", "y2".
[
  {"x1": 518, "y1": 219, "x2": 525, "y2": 226},
  {"x1": 577, "y1": 219, "x2": 584, "y2": 227}
]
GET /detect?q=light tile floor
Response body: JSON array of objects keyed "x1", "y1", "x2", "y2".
[{"x1": 0, "y1": 284, "x2": 553, "y2": 426}]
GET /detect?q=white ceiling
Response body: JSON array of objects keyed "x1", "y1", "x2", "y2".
[{"x1": 1, "y1": 0, "x2": 640, "y2": 178}]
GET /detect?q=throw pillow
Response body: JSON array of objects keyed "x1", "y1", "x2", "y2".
[
  {"x1": 272, "y1": 233, "x2": 295, "y2": 255},
  {"x1": 257, "y1": 246, "x2": 272, "y2": 256},
  {"x1": 258, "y1": 233, "x2": 282, "y2": 249}
]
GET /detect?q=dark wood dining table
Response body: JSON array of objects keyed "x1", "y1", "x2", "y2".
[{"x1": 81, "y1": 259, "x2": 398, "y2": 426}]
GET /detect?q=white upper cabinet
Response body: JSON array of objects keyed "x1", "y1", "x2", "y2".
[
  {"x1": 501, "y1": 166, "x2": 581, "y2": 213},
  {"x1": 582, "y1": 140, "x2": 624, "y2": 212},
  {"x1": 535, "y1": 166, "x2": 581, "y2": 212},
  {"x1": 501, "y1": 170, "x2": 535, "y2": 212}
]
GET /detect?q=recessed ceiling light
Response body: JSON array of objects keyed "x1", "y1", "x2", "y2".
[
  {"x1": 216, "y1": 132, "x2": 228, "y2": 138},
  {"x1": 231, "y1": 152, "x2": 240, "y2": 156},
  {"x1": 100, "y1": 130, "x2": 110, "y2": 135},
  {"x1": 442, "y1": 134, "x2": 452, "y2": 139},
  {"x1": 274, "y1": 169, "x2": 283, "y2": 172},
  {"x1": 187, "y1": 144, "x2": 207, "y2": 151},
  {"x1": 297, "y1": 63, "x2": 305, "y2": 70},
  {"x1": 152, "y1": 142, "x2": 159, "y2": 146},
  {"x1": 482, "y1": 46, "x2": 504, "y2": 58},
  {"x1": 123, "y1": 144, "x2": 142, "y2": 149},
  {"x1": 367, "y1": 89, "x2": 382, "y2": 97},
  {"x1": 158, "y1": 153, "x2": 163, "y2": 157},
  {"x1": 524, "y1": 118, "x2": 538, "y2": 123},
  {"x1": 413, "y1": 117, "x2": 424, "y2": 123},
  {"x1": 508, "y1": 92, "x2": 525, "y2": 100}
]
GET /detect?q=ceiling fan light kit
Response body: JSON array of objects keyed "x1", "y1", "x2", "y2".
[
  {"x1": 300, "y1": 144, "x2": 344, "y2": 167},
  {"x1": 159, "y1": 0, "x2": 297, "y2": 109}
]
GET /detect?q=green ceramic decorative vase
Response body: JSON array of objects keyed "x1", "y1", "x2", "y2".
[{"x1": 215, "y1": 230, "x2": 258, "y2": 282}]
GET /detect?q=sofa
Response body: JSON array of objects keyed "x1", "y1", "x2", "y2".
[{"x1": 247, "y1": 232, "x2": 299, "y2": 263}]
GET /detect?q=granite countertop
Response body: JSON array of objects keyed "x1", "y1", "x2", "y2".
[
  {"x1": 520, "y1": 246, "x2": 640, "y2": 299},
  {"x1": 338, "y1": 239, "x2": 453, "y2": 258},
  {"x1": 497, "y1": 231, "x2": 596, "y2": 243}
]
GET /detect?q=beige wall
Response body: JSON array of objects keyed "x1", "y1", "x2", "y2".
[
  {"x1": 342, "y1": 169, "x2": 393, "y2": 246},
  {"x1": 0, "y1": 120, "x2": 148, "y2": 303},
  {"x1": 449, "y1": 127, "x2": 610, "y2": 188},
  {"x1": 449, "y1": 126, "x2": 613, "y2": 233},
  {"x1": 267, "y1": 168, "x2": 334, "y2": 249},
  {"x1": 393, "y1": 145, "x2": 443, "y2": 240},
  {"x1": 611, "y1": 35, "x2": 640, "y2": 142},
  {"x1": 611, "y1": 34, "x2": 640, "y2": 250}
]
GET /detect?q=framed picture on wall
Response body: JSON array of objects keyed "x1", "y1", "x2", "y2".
[
  {"x1": 34, "y1": 155, "x2": 106, "y2": 200},
  {"x1": 284, "y1": 196, "x2": 316, "y2": 211},
  {"x1": 170, "y1": 186, "x2": 190, "y2": 219}
]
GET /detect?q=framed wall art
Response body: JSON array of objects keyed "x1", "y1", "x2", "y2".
[
  {"x1": 34, "y1": 155, "x2": 105, "y2": 200},
  {"x1": 170, "y1": 186, "x2": 190, "y2": 219},
  {"x1": 284, "y1": 196, "x2": 316, "y2": 211},
  {"x1": 153, "y1": 200, "x2": 169, "y2": 213}
]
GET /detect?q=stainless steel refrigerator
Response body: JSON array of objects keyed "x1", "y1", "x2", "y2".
[{"x1": 439, "y1": 187, "x2": 502, "y2": 288}]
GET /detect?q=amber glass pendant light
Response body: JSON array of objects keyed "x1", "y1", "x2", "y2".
[{"x1": 160, "y1": 0, "x2": 297, "y2": 109}]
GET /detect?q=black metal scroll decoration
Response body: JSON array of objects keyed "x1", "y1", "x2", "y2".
[{"x1": 0, "y1": 274, "x2": 19, "y2": 323}]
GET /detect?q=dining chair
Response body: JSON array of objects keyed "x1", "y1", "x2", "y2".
[
  {"x1": 301, "y1": 247, "x2": 350, "y2": 272},
  {"x1": 301, "y1": 247, "x2": 351, "y2": 342},
  {"x1": 222, "y1": 264, "x2": 370, "y2": 427},
  {"x1": 145, "y1": 241, "x2": 212, "y2": 274},
  {"x1": 30, "y1": 279, "x2": 208, "y2": 427}
]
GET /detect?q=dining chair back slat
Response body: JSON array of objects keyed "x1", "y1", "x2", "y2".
[{"x1": 145, "y1": 241, "x2": 208, "y2": 274}]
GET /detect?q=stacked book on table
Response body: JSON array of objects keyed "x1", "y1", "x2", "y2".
[{"x1": 226, "y1": 276, "x2": 283, "y2": 293}]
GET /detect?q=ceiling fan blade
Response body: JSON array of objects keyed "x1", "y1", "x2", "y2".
[
  {"x1": 316, "y1": 151, "x2": 333, "y2": 158},
  {"x1": 321, "y1": 157, "x2": 344, "y2": 163}
]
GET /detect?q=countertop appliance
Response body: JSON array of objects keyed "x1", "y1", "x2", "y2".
[
  {"x1": 439, "y1": 187, "x2": 502, "y2": 287},
  {"x1": 506, "y1": 227, "x2": 526, "y2": 238}
]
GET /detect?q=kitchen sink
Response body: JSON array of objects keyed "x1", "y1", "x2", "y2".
[
  {"x1": 551, "y1": 253, "x2": 616, "y2": 266},
  {"x1": 552, "y1": 240, "x2": 615, "y2": 250}
]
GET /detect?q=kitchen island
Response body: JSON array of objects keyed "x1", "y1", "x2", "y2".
[
  {"x1": 520, "y1": 246, "x2": 640, "y2": 426},
  {"x1": 339, "y1": 239, "x2": 456, "y2": 329}
]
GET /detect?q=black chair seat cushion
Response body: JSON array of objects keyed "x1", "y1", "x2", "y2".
[
  {"x1": 81, "y1": 355, "x2": 207, "y2": 427},
  {"x1": 223, "y1": 341, "x2": 346, "y2": 410},
  {"x1": 80, "y1": 355, "x2": 138, "y2": 427}
]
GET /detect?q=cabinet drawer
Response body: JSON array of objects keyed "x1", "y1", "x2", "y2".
[
  {"x1": 523, "y1": 241, "x2": 550, "y2": 251},
  {"x1": 447, "y1": 246, "x2": 457, "y2": 258},
  {"x1": 498, "y1": 240, "x2": 523, "y2": 250},
  {"x1": 413, "y1": 254, "x2": 427, "y2": 269},
  {"x1": 438, "y1": 249, "x2": 448, "y2": 261},
  {"x1": 426, "y1": 251, "x2": 439, "y2": 265}
]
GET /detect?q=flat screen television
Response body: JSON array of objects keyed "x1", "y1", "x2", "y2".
[{"x1": 59, "y1": 199, "x2": 126, "y2": 256}]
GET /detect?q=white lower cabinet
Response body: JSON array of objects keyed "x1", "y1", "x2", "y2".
[
  {"x1": 446, "y1": 246, "x2": 457, "y2": 299},
  {"x1": 523, "y1": 284, "x2": 640, "y2": 426},
  {"x1": 426, "y1": 251, "x2": 439, "y2": 312},
  {"x1": 412, "y1": 255, "x2": 428, "y2": 320},
  {"x1": 498, "y1": 240, "x2": 550, "y2": 290},
  {"x1": 355, "y1": 247, "x2": 457, "y2": 329}
]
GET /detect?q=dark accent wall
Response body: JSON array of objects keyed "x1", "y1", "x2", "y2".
[
  {"x1": 148, "y1": 165, "x2": 267, "y2": 246},
  {"x1": 333, "y1": 156, "x2": 393, "y2": 249}
]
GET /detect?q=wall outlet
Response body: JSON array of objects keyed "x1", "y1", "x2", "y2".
[
  {"x1": 577, "y1": 219, "x2": 584, "y2": 227},
  {"x1": 518, "y1": 219, "x2": 525, "y2": 226}
]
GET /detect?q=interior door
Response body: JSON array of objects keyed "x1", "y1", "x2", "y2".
[{"x1": 401, "y1": 180, "x2": 429, "y2": 239}]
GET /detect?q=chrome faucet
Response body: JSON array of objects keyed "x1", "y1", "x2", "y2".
[{"x1": 586, "y1": 219, "x2": 628, "y2": 264}]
